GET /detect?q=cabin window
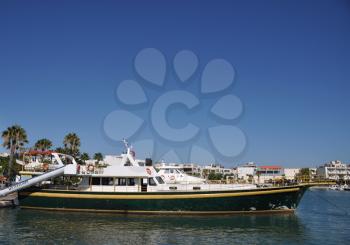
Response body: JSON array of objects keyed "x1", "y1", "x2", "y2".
[
  {"x1": 164, "y1": 169, "x2": 170, "y2": 174},
  {"x1": 127, "y1": 178, "x2": 135, "y2": 186},
  {"x1": 170, "y1": 169, "x2": 174, "y2": 174},
  {"x1": 123, "y1": 158, "x2": 132, "y2": 166},
  {"x1": 142, "y1": 178, "x2": 148, "y2": 185},
  {"x1": 102, "y1": 177, "x2": 114, "y2": 186},
  {"x1": 117, "y1": 178, "x2": 127, "y2": 186},
  {"x1": 91, "y1": 177, "x2": 101, "y2": 185},
  {"x1": 148, "y1": 178, "x2": 157, "y2": 186},
  {"x1": 155, "y1": 176, "x2": 165, "y2": 184}
]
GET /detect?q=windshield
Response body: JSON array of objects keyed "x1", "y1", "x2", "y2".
[
  {"x1": 155, "y1": 176, "x2": 165, "y2": 184},
  {"x1": 148, "y1": 178, "x2": 157, "y2": 186}
]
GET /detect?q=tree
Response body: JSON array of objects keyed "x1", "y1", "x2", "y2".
[
  {"x1": 80, "y1": 152, "x2": 90, "y2": 164},
  {"x1": 1, "y1": 125, "x2": 28, "y2": 182},
  {"x1": 208, "y1": 172, "x2": 223, "y2": 180},
  {"x1": 93, "y1": 153, "x2": 103, "y2": 162},
  {"x1": 296, "y1": 168, "x2": 311, "y2": 182},
  {"x1": 0, "y1": 156, "x2": 10, "y2": 176},
  {"x1": 55, "y1": 147, "x2": 67, "y2": 154},
  {"x1": 34, "y1": 138, "x2": 52, "y2": 151},
  {"x1": 63, "y1": 133, "x2": 81, "y2": 157}
]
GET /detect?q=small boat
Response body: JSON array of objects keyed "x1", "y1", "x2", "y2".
[
  {"x1": 342, "y1": 184, "x2": 350, "y2": 191},
  {"x1": 1, "y1": 141, "x2": 310, "y2": 215},
  {"x1": 329, "y1": 185, "x2": 338, "y2": 190},
  {"x1": 329, "y1": 185, "x2": 349, "y2": 191}
]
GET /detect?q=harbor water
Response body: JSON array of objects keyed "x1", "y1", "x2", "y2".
[{"x1": 0, "y1": 189, "x2": 349, "y2": 245}]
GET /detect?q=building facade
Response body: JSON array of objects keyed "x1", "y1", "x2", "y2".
[
  {"x1": 256, "y1": 166, "x2": 283, "y2": 184},
  {"x1": 317, "y1": 160, "x2": 350, "y2": 181},
  {"x1": 201, "y1": 164, "x2": 234, "y2": 178},
  {"x1": 237, "y1": 162, "x2": 256, "y2": 182},
  {"x1": 284, "y1": 168, "x2": 300, "y2": 181}
]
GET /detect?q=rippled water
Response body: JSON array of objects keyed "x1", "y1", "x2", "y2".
[{"x1": 0, "y1": 189, "x2": 349, "y2": 245}]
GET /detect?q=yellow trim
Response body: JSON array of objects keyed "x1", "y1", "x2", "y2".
[
  {"x1": 20, "y1": 206, "x2": 295, "y2": 215},
  {"x1": 20, "y1": 187, "x2": 300, "y2": 200}
]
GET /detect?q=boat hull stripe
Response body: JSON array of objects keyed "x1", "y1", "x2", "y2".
[
  {"x1": 20, "y1": 187, "x2": 300, "y2": 200},
  {"x1": 20, "y1": 206, "x2": 295, "y2": 215}
]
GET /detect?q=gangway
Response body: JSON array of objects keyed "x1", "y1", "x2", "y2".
[
  {"x1": 0, "y1": 151, "x2": 78, "y2": 197},
  {"x1": 0, "y1": 166, "x2": 66, "y2": 197}
]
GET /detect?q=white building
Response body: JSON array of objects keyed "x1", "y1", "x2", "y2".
[
  {"x1": 181, "y1": 163, "x2": 202, "y2": 176},
  {"x1": 236, "y1": 163, "x2": 290, "y2": 184},
  {"x1": 284, "y1": 168, "x2": 300, "y2": 180},
  {"x1": 317, "y1": 160, "x2": 350, "y2": 181},
  {"x1": 237, "y1": 162, "x2": 256, "y2": 182},
  {"x1": 309, "y1": 168, "x2": 317, "y2": 180},
  {"x1": 256, "y1": 165, "x2": 284, "y2": 184},
  {"x1": 202, "y1": 164, "x2": 234, "y2": 176},
  {"x1": 154, "y1": 162, "x2": 202, "y2": 176}
]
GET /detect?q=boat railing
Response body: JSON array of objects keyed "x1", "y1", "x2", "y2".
[
  {"x1": 22, "y1": 165, "x2": 62, "y2": 173},
  {"x1": 89, "y1": 185, "x2": 138, "y2": 192},
  {"x1": 78, "y1": 166, "x2": 104, "y2": 175}
]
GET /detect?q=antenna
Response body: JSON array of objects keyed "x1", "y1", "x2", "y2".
[{"x1": 122, "y1": 138, "x2": 129, "y2": 149}]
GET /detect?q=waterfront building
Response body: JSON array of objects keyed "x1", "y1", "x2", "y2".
[
  {"x1": 316, "y1": 160, "x2": 350, "y2": 181},
  {"x1": 256, "y1": 166, "x2": 284, "y2": 184},
  {"x1": 201, "y1": 164, "x2": 234, "y2": 176},
  {"x1": 237, "y1": 162, "x2": 257, "y2": 183},
  {"x1": 181, "y1": 163, "x2": 202, "y2": 176},
  {"x1": 309, "y1": 168, "x2": 317, "y2": 180},
  {"x1": 284, "y1": 168, "x2": 300, "y2": 181},
  {"x1": 154, "y1": 162, "x2": 202, "y2": 176}
]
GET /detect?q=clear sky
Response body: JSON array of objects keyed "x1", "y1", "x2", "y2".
[{"x1": 1, "y1": 0, "x2": 349, "y2": 167}]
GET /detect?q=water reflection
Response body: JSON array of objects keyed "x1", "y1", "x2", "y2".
[{"x1": 1, "y1": 209, "x2": 305, "y2": 245}]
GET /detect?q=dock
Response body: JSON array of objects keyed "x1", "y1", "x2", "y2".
[{"x1": 0, "y1": 192, "x2": 18, "y2": 208}]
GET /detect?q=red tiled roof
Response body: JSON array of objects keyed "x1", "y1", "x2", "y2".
[{"x1": 25, "y1": 150, "x2": 55, "y2": 156}]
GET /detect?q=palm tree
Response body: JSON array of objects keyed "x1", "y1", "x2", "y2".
[
  {"x1": 54, "y1": 147, "x2": 66, "y2": 154},
  {"x1": 34, "y1": 138, "x2": 52, "y2": 151},
  {"x1": 93, "y1": 152, "x2": 103, "y2": 163},
  {"x1": 80, "y1": 152, "x2": 90, "y2": 165},
  {"x1": 63, "y1": 133, "x2": 81, "y2": 157},
  {"x1": 1, "y1": 125, "x2": 28, "y2": 182}
]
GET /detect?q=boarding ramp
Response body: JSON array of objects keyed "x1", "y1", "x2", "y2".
[{"x1": 0, "y1": 166, "x2": 66, "y2": 197}]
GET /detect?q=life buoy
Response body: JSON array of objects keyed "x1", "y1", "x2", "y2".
[
  {"x1": 170, "y1": 176, "x2": 175, "y2": 181},
  {"x1": 87, "y1": 164, "x2": 94, "y2": 172},
  {"x1": 146, "y1": 168, "x2": 152, "y2": 175}
]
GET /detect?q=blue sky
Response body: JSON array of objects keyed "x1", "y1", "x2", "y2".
[{"x1": 1, "y1": 0, "x2": 349, "y2": 167}]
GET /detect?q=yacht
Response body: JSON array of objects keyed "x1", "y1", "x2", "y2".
[{"x1": 0, "y1": 141, "x2": 310, "y2": 214}]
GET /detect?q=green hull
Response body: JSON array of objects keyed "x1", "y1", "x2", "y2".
[{"x1": 18, "y1": 185, "x2": 308, "y2": 214}]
